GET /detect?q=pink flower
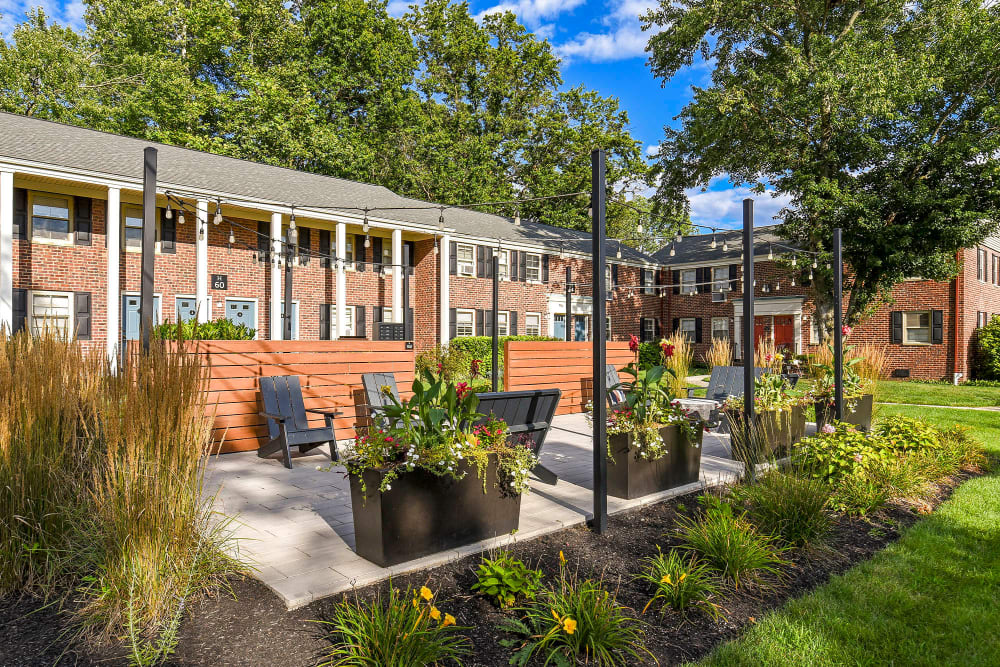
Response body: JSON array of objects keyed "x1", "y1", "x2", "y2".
[
  {"x1": 842, "y1": 325, "x2": 852, "y2": 336},
  {"x1": 456, "y1": 382, "x2": 471, "y2": 399},
  {"x1": 765, "y1": 353, "x2": 774, "y2": 363},
  {"x1": 629, "y1": 334, "x2": 639, "y2": 354},
  {"x1": 821, "y1": 424, "x2": 835, "y2": 434},
  {"x1": 853, "y1": 453, "x2": 863, "y2": 463},
  {"x1": 437, "y1": 362, "x2": 444, "y2": 372},
  {"x1": 470, "y1": 358, "x2": 482, "y2": 379}
]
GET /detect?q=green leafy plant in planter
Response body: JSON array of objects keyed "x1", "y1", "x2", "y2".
[
  {"x1": 152, "y1": 316, "x2": 255, "y2": 340},
  {"x1": 472, "y1": 550, "x2": 543, "y2": 609},
  {"x1": 634, "y1": 547, "x2": 721, "y2": 619}
]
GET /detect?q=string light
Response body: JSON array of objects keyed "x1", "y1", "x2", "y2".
[
  {"x1": 559, "y1": 242, "x2": 565, "y2": 259},
  {"x1": 227, "y1": 226, "x2": 235, "y2": 254},
  {"x1": 433, "y1": 236, "x2": 439, "y2": 255},
  {"x1": 669, "y1": 243, "x2": 675, "y2": 257},
  {"x1": 362, "y1": 208, "x2": 369, "y2": 234},
  {"x1": 213, "y1": 200, "x2": 222, "y2": 225},
  {"x1": 177, "y1": 209, "x2": 185, "y2": 225},
  {"x1": 791, "y1": 277, "x2": 796, "y2": 287},
  {"x1": 811, "y1": 259, "x2": 818, "y2": 269},
  {"x1": 809, "y1": 269, "x2": 814, "y2": 280},
  {"x1": 165, "y1": 202, "x2": 173, "y2": 220},
  {"x1": 364, "y1": 234, "x2": 371, "y2": 249},
  {"x1": 289, "y1": 206, "x2": 296, "y2": 232},
  {"x1": 722, "y1": 239, "x2": 729, "y2": 252},
  {"x1": 438, "y1": 207, "x2": 445, "y2": 231},
  {"x1": 825, "y1": 262, "x2": 831, "y2": 270},
  {"x1": 675, "y1": 232, "x2": 682, "y2": 243},
  {"x1": 768, "y1": 244, "x2": 773, "y2": 260},
  {"x1": 514, "y1": 209, "x2": 521, "y2": 226},
  {"x1": 791, "y1": 255, "x2": 798, "y2": 267},
  {"x1": 710, "y1": 231, "x2": 717, "y2": 249},
  {"x1": 616, "y1": 242, "x2": 622, "y2": 260},
  {"x1": 637, "y1": 217, "x2": 644, "y2": 234}
]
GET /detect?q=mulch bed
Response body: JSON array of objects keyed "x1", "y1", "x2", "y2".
[{"x1": 0, "y1": 470, "x2": 976, "y2": 667}]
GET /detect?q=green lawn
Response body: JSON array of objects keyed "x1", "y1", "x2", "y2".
[
  {"x1": 877, "y1": 380, "x2": 1000, "y2": 407},
  {"x1": 695, "y1": 406, "x2": 1000, "y2": 666}
]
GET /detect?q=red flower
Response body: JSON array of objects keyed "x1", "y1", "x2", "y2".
[
  {"x1": 841, "y1": 325, "x2": 852, "y2": 336},
  {"x1": 765, "y1": 353, "x2": 774, "y2": 363},
  {"x1": 629, "y1": 334, "x2": 639, "y2": 353},
  {"x1": 437, "y1": 362, "x2": 444, "y2": 372},
  {"x1": 470, "y1": 358, "x2": 482, "y2": 379},
  {"x1": 456, "y1": 382, "x2": 471, "y2": 399},
  {"x1": 660, "y1": 342, "x2": 675, "y2": 359}
]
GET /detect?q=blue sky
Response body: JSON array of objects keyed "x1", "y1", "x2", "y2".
[{"x1": 1, "y1": 0, "x2": 791, "y2": 229}]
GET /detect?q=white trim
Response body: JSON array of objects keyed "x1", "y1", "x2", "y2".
[
  {"x1": 391, "y1": 228, "x2": 403, "y2": 324},
  {"x1": 280, "y1": 299, "x2": 301, "y2": 340},
  {"x1": 523, "y1": 251, "x2": 542, "y2": 282},
  {"x1": 224, "y1": 297, "x2": 259, "y2": 338},
  {"x1": 455, "y1": 242, "x2": 475, "y2": 276},
  {"x1": 0, "y1": 171, "x2": 13, "y2": 332},
  {"x1": 27, "y1": 191, "x2": 74, "y2": 245},
  {"x1": 106, "y1": 187, "x2": 120, "y2": 364},
  {"x1": 524, "y1": 311, "x2": 541, "y2": 336},
  {"x1": 195, "y1": 199, "x2": 209, "y2": 323},
  {"x1": 440, "y1": 234, "x2": 451, "y2": 345},
  {"x1": 454, "y1": 307, "x2": 475, "y2": 337},
  {"x1": 336, "y1": 223, "x2": 347, "y2": 339},
  {"x1": 269, "y1": 212, "x2": 282, "y2": 339},
  {"x1": 27, "y1": 289, "x2": 74, "y2": 338}
]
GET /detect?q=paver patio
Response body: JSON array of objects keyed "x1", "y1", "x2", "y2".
[{"x1": 205, "y1": 413, "x2": 751, "y2": 609}]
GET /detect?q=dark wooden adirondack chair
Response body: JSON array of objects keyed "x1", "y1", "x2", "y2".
[
  {"x1": 606, "y1": 364, "x2": 627, "y2": 408},
  {"x1": 475, "y1": 389, "x2": 562, "y2": 485},
  {"x1": 361, "y1": 372, "x2": 399, "y2": 427},
  {"x1": 685, "y1": 366, "x2": 767, "y2": 429},
  {"x1": 258, "y1": 376, "x2": 340, "y2": 469}
]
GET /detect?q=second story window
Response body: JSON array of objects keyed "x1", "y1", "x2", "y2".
[
  {"x1": 643, "y1": 268, "x2": 655, "y2": 295},
  {"x1": 456, "y1": 244, "x2": 475, "y2": 276},
  {"x1": 498, "y1": 250, "x2": 510, "y2": 279},
  {"x1": 31, "y1": 195, "x2": 71, "y2": 242},
  {"x1": 681, "y1": 269, "x2": 697, "y2": 295},
  {"x1": 524, "y1": 253, "x2": 541, "y2": 281},
  {"x1": 124, "y1": 206, "x2": 144, "y2": 250}
]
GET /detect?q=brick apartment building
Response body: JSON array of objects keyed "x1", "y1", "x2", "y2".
[
  {"x1": 657, "y1": 227, "x2": 1000, "y2": 381},
  {"x1": 0, "y1": 113, "x2": 663, "y2": 359}
]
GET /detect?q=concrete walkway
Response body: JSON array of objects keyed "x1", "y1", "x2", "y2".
[{"x1": 205, "y1": 413, "x2": 744, "y2": 610}]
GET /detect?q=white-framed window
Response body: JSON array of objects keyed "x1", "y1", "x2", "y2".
[
  {"x1": 713, "y1": 266, "x2": 729, "y2": 293},
  {"x1": 978, "y1": 312, "x2": 989, "y2": 329},
  {"x1": 681, "y1": 269, "x2": 697, "y2": 295},
  {"x1": 679, "y1": 317, "x2": 696, "y2": 341},
  {"x1": 123, "y1": 205, "x2": 145, "y2": 251},
  {"x1": 643, "y1": 268, "x2": 655, "y2": 295},
  {"x1": 525, "y1": 312, "x2": 541, "y2": 336},
  {"x1": 456, "y1": 244, "x2": 475, "y2": 276},
  {"x1": 606, "y1": 316, "x2": 612, "y2": 340},
  {"x1": 342, "y1": 305, "x2": 357, "y2": 337},
  {"x1": 455, "y1": 308, "x2": 475, "y2": 337},
  {"x1": 524, "y1": 253, "x2": 541, "y2": 282},
  {"x1": 497, "y1": 311, "x2": 510, "y2": 336},
  {"x1": 30, "y1": 193, "x2": 72, "y2": 243},
  {"x1": 344, "y1": 238, "x2": 354, "y2": 263},
  {"x1": 29, "y1": 290, "x2": 72, "y2": 337},
  {"x1": 712, "y1": 317, "x2": 729, "y2": 340},
  {"x1": 642, "y1": 317, "x2": 656, "y2": 341},
  {"x1": 903, "y1": 311, "x2": 931, "y2": 344},
  {"x1": 978, "y1": 248, "x2": 988, "y2": 282},
  {"x1": 498, "y1": 250, "x2": 511, "y2": 280}
]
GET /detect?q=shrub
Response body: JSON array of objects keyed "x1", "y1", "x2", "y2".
[
  {"x1": 502, "y1": 557, "x2": 650, "y2": 667},
  {"x1": 471, "y1": 551, "x2": 543, "y2": 609},
  {"x1": 975, "y1": 314, "x2": 1000, "y2": 380},
  {"x1": 733, "y1": 470, "x2": 832, "y2": 546},
  {"x1": 935, "y1": 425, "x2": 988, "y2": 473},
  {"x1": 448, "y1": 335, "x2": 559, "y2": 379},
  {"x1": 676, "y1": 495, "x2": 788, "y2": 588},
  {"x1": 637, "y1": 341, "x2": 660, "y2": 368},
  {"x1": 416, "y1": 344, "x2": 470, "y2": 383},
  {"x1": 317, "y1": 584, "x2": 469, "y2": 667},
  {"x1": 634, "y1": 547, "x2": 721, "y2": 619},
  {"x1": 793, "y1": 422, "x2": 891, "y2": 483},
  {"x1": 873, "y1": 416, "x2": 942, "y2": 454},
  {"x1": 152, "y1": 316, "x2": 255, "y2": 340},
  {"x1": 829, "y1": 466, "x2": 893, "y2": 515}
]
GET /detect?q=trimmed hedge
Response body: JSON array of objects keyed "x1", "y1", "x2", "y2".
[
  {"x1": 152, "y1": 317, "x2": 256, "y2": 341},
  {"x1": 448, "y1": 336, "x2": 560, "y2": 378},
  {"x1": 976, "y1": 315, "x2": 1000, "y2": 380},
  {"x1": 638, "y1": 341, "x2": 660, "y2": 369}
]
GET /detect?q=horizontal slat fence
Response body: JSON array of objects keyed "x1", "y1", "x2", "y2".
[
  {"x1": 503, "y1": 341, "x2": 634, "y2": 415},
  {"x1": 148, "y1": 340, "x2": 414, "y2": 453}
]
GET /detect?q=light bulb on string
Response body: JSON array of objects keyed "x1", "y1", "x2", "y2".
[
  {"x1": 791, "y1": 255, "x2": 798, "y2": 267},
  {"x1": 710, "y1": 231, "x2": 717, "y2": 249},
  {"x1": 669, "y1": 243, "x2": 675, "y2": 257},
  {"x1": 362, "y1": 209, "x2": 369, "y2": 234},
  {"x1": 722, "y1": 239, "x2": 729, "y2": 252},
  {"x1": 616, "y1": 242, "x2": 622, "y2": 260},
  {"x1": 289, "y1": 207, "x2": 296, "y2": 232},
  {"x1": 637, "y1": 218, "x2": 644, "y2": 234},
  {"x1": 559, "y1": 243, "x2": 565, "y2": 259},
  {"x1": 438, "y1": 208, "x2": 445, "y2": 231},
  {"x1": 433, "y1": 237, "x2": 439, "y2": 255},
  {"x1": 364, "y1": 234, "x2": 371, "y2": 249},
  {"x1": 825, "y1": 262, "x2": 831, "y2": 270},
  {"x1": 213, "y1": 200, "x2": 222, "y2": 225},
  {"x1": 768, "y1": 244, "x2": 773, "y2": 260},
  {"x1": 774, "y1": 282, "x2": 780, "y2": 292},
  {"x1": 675, "y1": 232, "x2": 682, "y2": 243},
  {"x1": 514, "y1": 209, "x2": 521, "y2": 226},
  {"x1": 811, "y1": 259, "x2": 817, "y2": 269},
  {"x1": 165, "y1": 202, "x2": 173, "y2": 220},
  {"x1": 177, "y1": 209, "x2": 185, "y2": 225},
  {"x1": 791, "y1": 277, "x2": 796, "y2": 287},
  {"x1": 809, "y1": 269, "x2": 814, "y2": 280},
  {"x1": 228, "y1": 227, "x2": 235, "y2": 254}
]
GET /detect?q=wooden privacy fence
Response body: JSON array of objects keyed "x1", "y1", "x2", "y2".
[
  {"x1": 176, "y1": 340, "x2": 414, "y2": 453},
  {"x1": 503, "y1": 341, "x2": 634, "y2": 415}
]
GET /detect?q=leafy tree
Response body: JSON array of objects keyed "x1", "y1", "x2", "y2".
[{"x1": 644, "y1": 0, "x2": 1000, "y2": 328}]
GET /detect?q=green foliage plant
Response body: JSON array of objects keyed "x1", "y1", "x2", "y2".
[
  {"x1": 634, "y1": 547, "x2": 721, "y2": 619},
  {"x1": 416, "y1": 344, "x2": 470, "y2": 384},
  {"x1": 317, "y1": 583, "x2": 469, "y2": 667},
  {"x1": 793, "y1": 422, "x2": 891, "y2": 484},
  {"x1": 152, "y1": 317, "x2": 255, "y2": 341},
  {"x1": 976, "y1": 315, "x2": 1000, "y2": 380},
  {"x1": 732, "y1": 470, "x2": 832, "y2": 547},
  {"x1": 447, "y1": 335, "x2": 560, "y2": 379},
  {"x1": 471, "y1": 551, "x2": 543, "y2": 609}
]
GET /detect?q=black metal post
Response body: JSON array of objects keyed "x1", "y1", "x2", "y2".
[
  {"x1": 742, "y1": 199, "x2": 755, "y2": 427},
  {"x1": 140, "y1": 147, "x2": 157, "y2": 353},
  {"x1": 833, "y1": 227, "x2": 844, "y2": 420},
  {"x1": 565, "y1": 265, "x2": 573, "y2": 342},
  {"x1": 283, "y1": 234, "x2": 294, "y2": 340},
  {"x1": 492, "y1": 255, "x2": 499, "y2": 392},
  {"x1": 591, "y1": 148, "x2": 608, "y2": 534}
]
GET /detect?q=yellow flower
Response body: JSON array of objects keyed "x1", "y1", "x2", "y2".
[
  {"x1": 679, "y1": 573, "x2": 687, "y2": 583},
  {"x1": 558, "y1": 550, "x2": 567, "y2": 565},
  {"x1": 442, "y1": 613, "x2": 456, "y2": 627},
  {"x1": 420, "y1": 586, "x2": 433, "y2": 601},
  {"x1": 552, "y1": 609, "x2": 561, "y2": 622},
  {"x1": 661, "y1": 574, "x2": 672, "y2": 585},
  {"x1": 412, "y1": 597, "x2": 419, "y2": 608},
  {"x1": 562, "y1": 618, "x2": 577, "y2": 635},
  {"x1": 429, "y1": 606, "x2": 441, "y2": 621}
]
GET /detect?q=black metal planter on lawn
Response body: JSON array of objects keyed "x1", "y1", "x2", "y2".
[
  {"x1": 348, "y1": 454, "x2": 521, "y2": 567},
  {"x1": 814, "y1": 394, "x2": 874, "y2": 432},
  {"x1": 728, "y1": 404, "x2": 807, "y2": 463},
  {"x1": 606, "y1": 424, "x2": 704, "y2": 500}
]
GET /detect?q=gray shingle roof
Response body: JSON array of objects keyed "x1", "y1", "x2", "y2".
[
  {"x1": 0, "y1": 112, "x2": 655, "y2": 264},
  {"x1": 652, "y1": 225, "x2": 792, "y2": 265}
]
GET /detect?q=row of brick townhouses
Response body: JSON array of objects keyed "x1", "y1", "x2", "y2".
[{"x1": 656, "y1": 228, "x2": 1000, "y2": 381}]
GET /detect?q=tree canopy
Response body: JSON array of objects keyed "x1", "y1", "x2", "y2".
[
  {"x1": 0, "y1": 0, "x2": 650, "y2": 236},
  {"x1": 644, "y1": 0, "x2": 1000, "y2": 326}
]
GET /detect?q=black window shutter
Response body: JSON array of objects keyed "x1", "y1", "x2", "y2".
[
  {"x1": 672, "y1": 269, "x2": 680, "y2": 295},
  {"x1": 74, "y1": 197, "x2": 92, "y2": 246},
  {"x1": 694, "y1": 317, "x2": 703, "y2": 343},
  {"x1": 405, "y1": 241, "x2": 416, "y2": 274},
  {"x1": 450, "y1": 242, "x2": 458, "y2": 275},
  {"x1": 611, "y1": 263, "x2": 619, "y2": 286},
  {"x1": 319, "y1": 230, "x2": 331, "y2": 268},
  {"x1": 405, "y1": 307, "x2": 413, "y2": 338},
  {"x1": 356, "y1": 305, "x2": 366, "y2": 337},
  {"x1": 476, "y1": 246, "x2": 485, "y2": 278},
  {"x1": 510, "y1": 250, "x2": 518, "y2": 281},
  {"x1": 696, "y1": 268, "x2": 707, "y2": 293},
  {"x1": 542, "y1": 254, "x2": 549, "y2": 282},
  {"x1": 510, "y1": 311, "x2": 518, "y2": 335},
  {"x1": 319, "y1": 304, "x2": 330, "y2": 340},
  {"x1": 13, "y1": 188, "x2": 27, "y2": 239},
  {"x1": 485, "y1": 309, "x2": 494, "y2": 336},
  {"x1": 299, "y1": 227, "x2": 311, "y2": 265},
  {"x1": 12, "y1": 288, "x2": 27, "y2": 334},
  {"x1": 257, "y1": 221, "x2": 270, "y2": 262},
  {"x1": 373, "y1": 306, "x2": 383, "y2": 340},
  {"x1": 159, "y1": 207, "x2": 176, "y2": 254},
  {"x1": 520, "y1": 252, "x2": 527, "y2": 281},
  {"x1": 640, "y1": 269, "x2": 647, "y2": 288},
  {"x1": 449, "y1": 308, "x2": 457, "y2": 339},
  {"x1": 932, "y1": 310, "x2": 944, "y2": 344},
  {"x1": 890, "y1": 311, "x2": 903, "y2": 343},
  {"x1": 729, "y1": 264, "x2": 739, "y2": 290},
  {"x1": 655, "y1": 319, "x2": 662, "y2": 338},
  {"x1": 476, "y1": 309, "x2": 484, "y2": 336},
  {"x1": 74, "y1": 292, "x2": 91, "y2": 340},
  {"x1": 672, "y1": 317, "x2": 679, "y2": 334},
  {"x1": 372, "y1": 237, "x2": 382, "y2": 272},
  {"x1": 486, "y1": 247, "x2": 494, "y2": 278},
  {"x1": 355, "y1": 234, "x2": 366, "y2": 271}
]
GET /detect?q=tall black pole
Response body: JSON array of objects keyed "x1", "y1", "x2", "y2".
[
  {"x1": 742, "y1": 199, "x2": 755, "y2": 427},
  {"x1": 140, "y1": 147, "x2": 157, "y2": 353},
  {"x1": 565, "y1": 265, "x2": 573, "y2": 342},
  {"x1": 283, "y1": 231, "x2": 294, "y2": 340},
  {"x1": 591, "y1": 148, "x2": 608, "y2": 534},
  {"x1": 833, "y1": 228, "x2": 844, "y2": 420},
  {"x1": 492, "y1": 254, "x2": 499, "y2": 392}
]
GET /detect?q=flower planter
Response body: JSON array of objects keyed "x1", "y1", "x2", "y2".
[
  {"x1": 348, "y1": 454, "x2": 521, "y2": 567},
  {"x1": 814, "y1": 394, "x2": 874, "y2": 432},
  {"x1": 606, "y1": 424, "x2": 704, "y2": 499}
]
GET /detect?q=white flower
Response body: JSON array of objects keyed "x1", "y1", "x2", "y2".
[{"x1": 385, "y1": 484, "x2": 392, "y2": 490}]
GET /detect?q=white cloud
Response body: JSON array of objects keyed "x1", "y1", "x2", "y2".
[
  {"x1": 477, "y1": 0, "x2": 587, "y2": 27},
  {"x1": 1, "y1": 0, "x2": 86, "y2": 35},
  {"x1": 644, "y1": 143, "x2": 660, "y2": 157},
  {"x1": 386, "y1": 0, "x2": 410, "y2": 18},
  {"x1": 685, "y1": 179, "x2": 793, "y2": 228},
  {"x1": 553, "y1": 0, "x2": 660, "y2": 64}
]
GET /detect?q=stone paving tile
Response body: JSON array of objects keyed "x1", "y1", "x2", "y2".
[{"x1": 206, "y1": 413, "x2": 766, "y2": 610}]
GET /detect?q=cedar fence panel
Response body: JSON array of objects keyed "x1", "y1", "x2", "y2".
[{"x1": 503, "y1": 341, "x2": 634, "y2": 415}]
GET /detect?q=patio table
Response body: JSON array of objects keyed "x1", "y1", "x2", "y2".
[{"x1": 673, "y1": 397, "x2": 719, "y2": 422}]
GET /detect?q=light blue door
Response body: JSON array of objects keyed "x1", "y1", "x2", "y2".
[
  {"x1": 122, "y1": 294, "x2": 161, "y2": 340},
  {"x1": 553, "y1": 314, "x2": 566, "y2": 340},
  {"x1": 226, "y1": 299, "x2": 256, "y2": 333},
  {"x1": 574, "y1": 315, "x2": 588, "y2": 342},
  {"x1": 176, "y1": 297, "x2": 198, "y2": 323},
  {"x1": 281, "y1": 302, "x2": 299, "y2": 340}
]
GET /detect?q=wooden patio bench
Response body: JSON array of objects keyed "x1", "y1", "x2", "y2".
[
  {"x1": 474, "y1": 389, "x2": 562, "y2": 485},
  {"x1": 258, "y1": 375, "x2": 341, "y2": 469}
]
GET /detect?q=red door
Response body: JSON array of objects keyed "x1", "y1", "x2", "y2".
[
  {"x1": 754, "y1": 316, "x2": 770, "y2": 345},
  {"x1": 774, "y1": 315, "x2": 795, "y2": 352}
]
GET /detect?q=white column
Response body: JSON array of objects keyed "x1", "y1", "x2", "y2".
[
  {"x1": 335, "y1": 222, "x2": 347, "y2": 338},
  {"x1": 196, "y1": 200, "x2": 209, "y2": 322},
  {"x1": 391, "y1": 228, "x2": 403, "y2": 324},
  {"x1": 0, "y1": 171, "x2": 12, "y2": 332},
  {"x1": 440, "y1": 234, "x2": 450, "y2": 345},
  {"x1": 105, "y1": 186, "x2": 121, "y2": 364},
  {"x1": 270, "y1": 211, "x2": 282, "y2": 340},
  {"x1": 794, "y1": 312, "x2": 803, "y2": 355}
]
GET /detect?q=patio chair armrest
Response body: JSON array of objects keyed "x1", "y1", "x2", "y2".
[
  {"x1": 305, "y1": 408, "x2": 342, "y2": 417},
  {"x1": 686, "y1": 387, "x2": 696, "y2": 398},
  {"x1": 260, "y1": 411, "x2": 288, "y2": 422}
]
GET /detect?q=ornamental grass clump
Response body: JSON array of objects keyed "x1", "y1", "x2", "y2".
[
  {"x1": 702, "y1": 337, "x2": 733, "y2": 369},
  {"x1": 732, "y1": 470, "x2": 832, "y2": 547},
  {"x1": 317, "y1": 584, "x2": 469, "y2": 667},
  {"x1": 502, "y1": 553, "x2": 651, "y2": 666},
  {"x1": 661, "y1": 333, "x2": 692, "y2": 398},
  {"x1": 635, "y1": 547, "x2": 721, "y2": 619}
]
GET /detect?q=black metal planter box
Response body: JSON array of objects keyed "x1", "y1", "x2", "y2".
[
  {"x1": 814, "y1": 394, "x2": 874, "y2": 433},
  {"x1": 606, "y1": 424, "x2": 704, "y2": 500},
  {"x1": 348, "y1": 454, "x2": 521, "y2": 567},
  {"x1": 728, "y1": 405, "x2": 807, "y2": 463}
]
